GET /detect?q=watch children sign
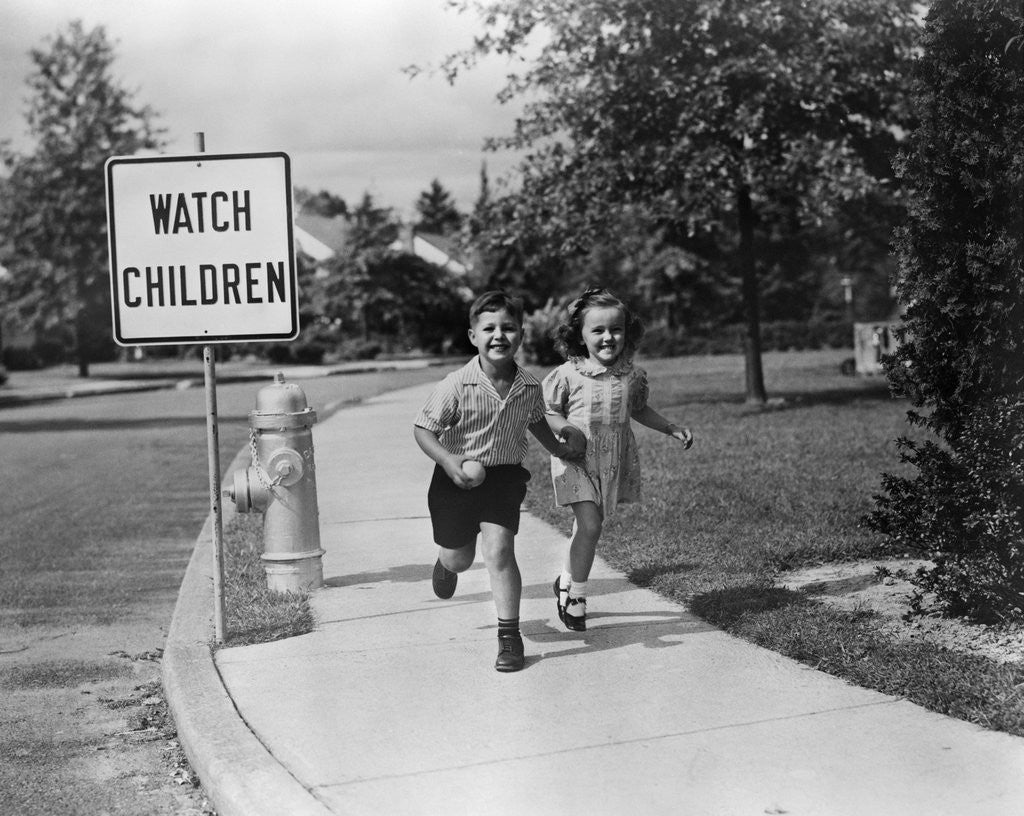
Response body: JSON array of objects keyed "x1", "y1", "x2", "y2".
[{"x1": 105, "y1": 152, "x2": 299, "y2": 345}]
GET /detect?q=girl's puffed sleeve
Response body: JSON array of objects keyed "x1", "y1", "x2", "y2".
[
  {"x1": 629, "y1": 366, "x2": 650, "y2": 415},
  {"x1": 541, "y1": 366, "x2": 569, "y2": 417}
]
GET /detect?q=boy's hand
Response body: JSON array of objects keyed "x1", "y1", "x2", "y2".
[
  {"x1": 557, "y1": 425, "x2": 587, "y2": 459},
  {"x1": 443, "y1": 456, "x2": 474, "y2": 489},
  {"x1": 669, "y1": 426, "x2": 694, "y2": 449}
]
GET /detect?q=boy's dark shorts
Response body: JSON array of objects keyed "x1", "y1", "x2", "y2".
[{"x1": 427, "y1": 463, "x2": 531, "y2": 548}]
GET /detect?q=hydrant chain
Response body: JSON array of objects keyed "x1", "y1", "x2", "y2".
[{"x1": 249, "y1": 427, "x2": 283, "y2": 488}]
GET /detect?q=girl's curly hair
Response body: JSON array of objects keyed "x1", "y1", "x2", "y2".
[{"x1": 554, "y1": 286, "x2": 645, "y2": 360}]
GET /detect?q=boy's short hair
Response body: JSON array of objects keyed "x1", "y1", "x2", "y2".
[{"x1": 469, "y1": 290, "x2": 524, "y2": 326}]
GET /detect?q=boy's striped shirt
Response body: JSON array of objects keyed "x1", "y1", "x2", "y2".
[{"x1": 414, "y1": 358, "x2": 545, "y2": 466}]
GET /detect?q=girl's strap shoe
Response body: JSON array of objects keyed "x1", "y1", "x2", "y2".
[
  {"x1": 564, "y1": 596, "x2": 586, "y2": 631},
  {"x1": 553, "y1": 576, "x2": 567, "y2": 623}
]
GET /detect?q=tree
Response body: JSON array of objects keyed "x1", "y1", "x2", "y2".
[
  {"x1": 0, "y1": 21, "x2": 163, "y2": 376},
  {"x1": 415, "y1": 178, "x2": 464, "y2": 235},
  {"x1": 295, "y1": 187, "x2": 348, "y2": 218},
  {"x1": 870, "y1": 0, "x2": 1024, "y2": 622},
  {"x1": 441, "y1": 0, "x2": 919, "y2": 402}
]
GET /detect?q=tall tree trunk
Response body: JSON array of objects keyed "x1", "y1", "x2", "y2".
[
  {"x1": 75, "y1": 308, "x2": 90, "y2": 378},
  {"x1": 738, "y1": 184, "x2": 766, "y2": 404},
  {"x1": 73, "y1": 267, "x2": 90, "y2": 378}
]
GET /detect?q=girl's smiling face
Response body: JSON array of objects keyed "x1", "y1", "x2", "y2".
[{"x1": 581, "y1": 305, "x2": 626, "y2": 365}]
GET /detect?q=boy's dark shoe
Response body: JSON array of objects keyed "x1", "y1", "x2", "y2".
[
  {"x1": 495, "y1": 633, "x2": 525, "y2": 672},
  {"x1": 432, "y1": 559, "x2": 458, "y2": 599}
]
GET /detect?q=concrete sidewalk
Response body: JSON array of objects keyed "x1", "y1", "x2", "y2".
[{"x1": 166, "y1": 382, "x2": 1024, "y2": 816}]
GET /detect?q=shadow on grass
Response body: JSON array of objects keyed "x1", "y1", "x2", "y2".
[
  {"x1": 688, "y1": 584, "x2": 809, "y2": 628},
  {"x1": 626, "y1": 562, "x2": 703, "y2": 588}
]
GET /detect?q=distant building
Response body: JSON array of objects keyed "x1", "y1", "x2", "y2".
[
  {"x1": 294, "y1": 213, "x2": 351, "y2": 270},
  {"x1": 294, "y1": 213, "x2": 470, "y2": 279},
  {"x1": 392, "y1": 228, "x2": 470, "y2": 276}
]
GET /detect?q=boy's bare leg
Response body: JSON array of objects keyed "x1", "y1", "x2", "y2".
[
  {"x1": 438, "y1": 541, "x2": 475, "y2": 573},
  {"x1": 479, "y1": 522, "x2": 525, "y2": 671},
  {"x1": 478, "y1": 523, "x2": 520, "y2": 618},
  {"x1": 432, "y1": 541, "x2": 475, "y2": 600}
]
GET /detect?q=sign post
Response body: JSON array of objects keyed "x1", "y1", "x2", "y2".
[{"x1": 105, "y1": 138, "x2": 298, "y2": 643}]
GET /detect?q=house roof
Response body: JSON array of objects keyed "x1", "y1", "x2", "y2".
[
  {"x1": 295, "y1": 213, "x2": 351, "y2": 260},
  {"x1": 414, "y1": 231, "x2": 462, "y2": 261}
]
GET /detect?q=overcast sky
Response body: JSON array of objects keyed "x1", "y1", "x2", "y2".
[{"x1": 0, "y1": 0, "x2": 525, "y2": 217}]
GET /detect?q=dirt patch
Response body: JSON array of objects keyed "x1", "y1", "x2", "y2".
[{"x1": 780, "y1": 559, "x2": 1024, "y2": 664}]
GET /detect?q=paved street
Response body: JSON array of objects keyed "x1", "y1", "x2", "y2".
[{"x1": 0, "y1": 362, "x2": 452, "y2": 815}]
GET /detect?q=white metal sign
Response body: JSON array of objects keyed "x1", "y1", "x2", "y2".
[{"x1": 105, "y1": 152, "x2": 299, "y2": 345}]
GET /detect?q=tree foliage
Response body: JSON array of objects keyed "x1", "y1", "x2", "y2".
[
  {"x1": 415, "y1": 178, "x2": 464, "y2": 235},
  {"x1": 295, "y1": 187, "x2": 348, "y2": 218},
  {"x1": 871, "y1": 0, "x2": 1024, "y2": 622},
  {"x1": 303, "y1": 191, "x2": 470, "y2": 355},
  {"x1": 443, "y1": 0, "x2": 919, "y2": 400},
  {"x1": 0, "y1": 21, "x2": 163, "y2": 375}
]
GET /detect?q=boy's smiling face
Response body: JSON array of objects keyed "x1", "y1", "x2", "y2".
[{"x1": 468, "y1": 308, "x2": 523, "y2": 367}]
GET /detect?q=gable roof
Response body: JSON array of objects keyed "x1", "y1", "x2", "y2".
[{"x1": 294, "y1": 213, "x2": 351, "y2": 261}]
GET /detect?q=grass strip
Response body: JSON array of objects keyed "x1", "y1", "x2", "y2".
[
  {"x1": 221, "y1": 514, "x2": 315, "y2": 647},
  {"x1": 690, "y1": 592, "x2": 1024, "y2": 737},
  {"x1": 522, "y1": 350, "x2": 1024, "y2": 736}
]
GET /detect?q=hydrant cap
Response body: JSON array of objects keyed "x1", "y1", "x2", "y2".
[{"x1": 255, "y1": 372, "x2": 310, "y2": 414}]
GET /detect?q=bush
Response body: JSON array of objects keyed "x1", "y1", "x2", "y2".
[
  {"x1": 2, "y1": 345, "x2": 43, "y2": 371},
  {"x1": 522, "y1": 299, "x2": 566, "y2": 365},
  {"x1": 870, "y1": 0, "x2": 1024, "y2": 621},
  {"x1": 335, "y1": 338, "x2": 382, "y2": 361},
  {"x1": 873, "y1": 397, "x2": 1024, "y2": 622}
]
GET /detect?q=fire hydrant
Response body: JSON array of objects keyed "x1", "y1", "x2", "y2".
[{"x1": 224, "y1": 372, "x2": 324, "y2": 593}]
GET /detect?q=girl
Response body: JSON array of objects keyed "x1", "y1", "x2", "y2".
[{"x1": 543, "y1": 287, "x2": 693, "y2": 631}]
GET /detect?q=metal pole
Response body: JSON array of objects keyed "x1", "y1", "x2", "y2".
[{"x1": 196, "y1": 130, "x2": 226, "y2": 643}]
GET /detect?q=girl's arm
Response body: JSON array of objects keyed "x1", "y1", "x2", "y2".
[
  {"x1": 530, "y1": 419, "x2": 585, "y2": 459},
  {"x1": 543, "y1": 413, "x2": 587, "y2": 455},
  {"x1": 632, "y1": 405, "x2": 694, "y2": 449},
  {"x1": 413, "y1": 425, "x2": 473, "y2": 488}
]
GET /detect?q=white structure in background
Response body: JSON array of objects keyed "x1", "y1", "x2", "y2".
[
  {"x1": 392, "y1": 228, "x2": 470, "y2": 276},
  {"x1": 294, "y1": 213, "x2": 471, "y2": 279}
]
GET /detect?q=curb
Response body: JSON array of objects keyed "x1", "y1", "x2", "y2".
[
  {"x1": 0, "y1": 359, "x2": 442, "y2": 409},
  {"x1": 0, "y1": 379, "x2": 181, "y2": 408},
  {"x1": 162, "y1": 446, "x2": 333, "y2": 816}
]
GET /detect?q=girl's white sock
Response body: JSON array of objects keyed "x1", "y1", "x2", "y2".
[
  {"x1": 559, "y1": 569, "x2": 572, "y2": 590},
  {"x1": 566, "y1": 581, "x2": 587, "y2": 617}
]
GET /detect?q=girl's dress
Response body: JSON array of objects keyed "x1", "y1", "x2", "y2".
[{"x1": 542, "y1": 355, "x2": 649, "y2": 514}]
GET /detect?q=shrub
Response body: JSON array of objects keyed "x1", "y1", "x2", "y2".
[
  {"x1": 870, "y1": 0, "x2": 1024, "y2": 621},
  {"x1": 336, "y1": 337, "x2": 382, "y2": 361},
  {"x1": 522, "y1": 298, "x2": 566, "y2": 365},
  {"x1": 2, "y1": 345, "x2": 43, "y2": 371}
]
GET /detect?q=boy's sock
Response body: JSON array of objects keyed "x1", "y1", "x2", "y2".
[{"x1": 495, "y1": 616, "x2": 525, "y2": 672}]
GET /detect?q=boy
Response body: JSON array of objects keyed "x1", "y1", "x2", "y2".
[{"x1": 413, "y1": 291, "x2": 584, "y2": 672}]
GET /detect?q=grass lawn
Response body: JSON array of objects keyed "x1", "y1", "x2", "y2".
[
  {"x1": 524, "y1": 349, "x2": 906, "y2": 595},
  {"x1": 523, "y1": 349, "x2": 1024, "y2": 737}
]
